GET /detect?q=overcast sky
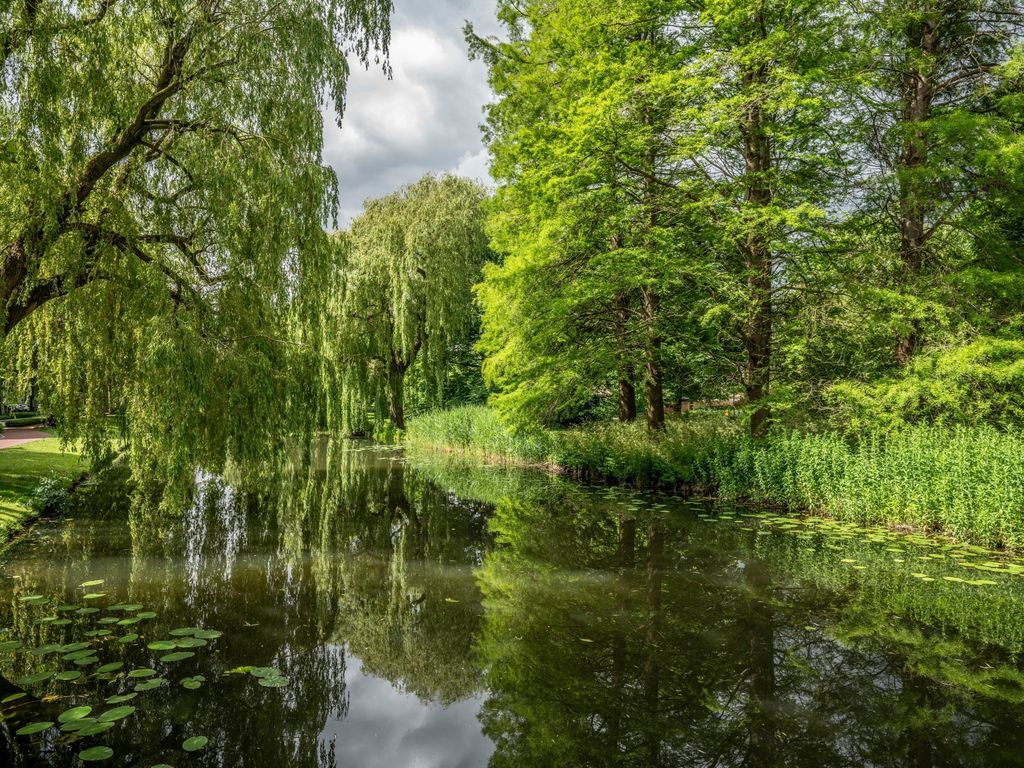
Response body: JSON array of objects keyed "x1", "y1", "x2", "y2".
[{"x1": 325, "y1": 0, "x2": 501, "y2": 226}]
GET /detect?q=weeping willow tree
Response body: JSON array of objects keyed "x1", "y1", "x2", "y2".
[
  {"x1": 0, "y1": 0, "x2": 392, "y2": 495},
  {"x1": 334, "y1": 174, "x2": 489, "y2": 431}
]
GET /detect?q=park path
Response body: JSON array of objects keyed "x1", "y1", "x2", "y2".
[{"x1": 0, "y1": 426, "x2": 49, "y2": 450}]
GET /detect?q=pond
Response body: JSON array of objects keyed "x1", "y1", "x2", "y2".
[{"x1": 2, "y1": 443, "x2": 1024, "y2": 767}]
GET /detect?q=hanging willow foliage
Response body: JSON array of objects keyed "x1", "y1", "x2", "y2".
[
  {"x1": 333, "y1": 174, "x2": 490, "y2": 432},
  {"x1": 0, "y1": 0, "x2": 392, "y2": 499}
]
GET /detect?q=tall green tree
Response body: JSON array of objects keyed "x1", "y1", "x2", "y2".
[
  {"x1": 0, "y1": 0, "x2": 391, "y2": 487},
  {"x1": 471, "y1": 0, "x2": 699, "y2": 431},
  {"x1": 334, "y1": 174, "x2": 489, "y2": 431},
  {"x1": 473, "y1": 0, "x2": 850, "y2": 436}
]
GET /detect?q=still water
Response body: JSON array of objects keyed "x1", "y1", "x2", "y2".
[{"x1": 2, "y1": 444, "x2": 1024, "y2": 767}]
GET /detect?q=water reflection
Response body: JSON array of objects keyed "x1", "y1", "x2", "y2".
[{"x1": 0, "y1": 444, "x2": 1023, "y2": 766}]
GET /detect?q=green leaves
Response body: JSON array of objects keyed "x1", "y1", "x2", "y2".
[
  {"x1": 97, "y1": 706, "x2": 136, "y2": 722},
  {"x1": 15, "y1": 721, "x2": 53, "y2": 735},
  {"x1": 78, "y1": 746, "x2": 114, "y2": 762},
  {"x1": 159, "y1": 652, "x2": 195, "y2": 663},
  {"x1": 182, "y1": 736, "x2": 208, "y2": 752},
  {"x1": 58, "y1": 706, "x2": 93, "y2": 723}
]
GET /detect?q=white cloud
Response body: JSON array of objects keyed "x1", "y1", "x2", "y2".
[{"x1": 325, "y1": 0, "x2": 500, "y2": 226}]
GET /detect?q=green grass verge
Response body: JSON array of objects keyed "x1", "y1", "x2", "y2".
[
  {"x1": 0, "y1": 438, "x2": 84, "y2": 544},
  {"x1": 406, "y1": 405, "x2": 1024, "y2": 549}
]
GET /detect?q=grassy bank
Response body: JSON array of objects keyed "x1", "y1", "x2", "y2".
[
  {"x1": 406, "y1": 406, "x2": 1024, "y2": 549},
  {"x1": 0, "y1": 438, "x2": 83, "y2": 545}
]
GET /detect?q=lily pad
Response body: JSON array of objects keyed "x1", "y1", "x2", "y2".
[
  {"x1": 249, "y1": 667, "x2": 281, "y2": 679},
  {"x1": 133, "y1": 677, "x2": 167, "y2": 691},
  {"x1": 169, "y1": 627, "x2": 200, "y2": 637},
  {"x1": 78, "y1": 721, "x2": 116, "y2": 736},
  {"x1": 0, "y1": 640, "x2": 22, "y2": 652},
  {"x1": 55, "y1": 670, "x2": 83, "y2": 681},
  {"x1": 160, "y1": 651, "x2": 195, "y2": 663},
  {"x1": 30, "y1": 643, "x2": 62, "y2": 656},
  {"x1": 182, "y1": 736, "x2": 208, "y2": 752},
  {"x1": 96, "y1": 662, "x2": 124, "y2": 674},
  {"x1": 128, "y1": 668, "x2": 156, "y2": 678},
  {"x1": 97, "y1": 705, "x2": 135, "y2": 722},
  {"x1": 147, "y1": 641, "x2": 177, "y2": 651},
  {"x1": 80, "y1": 580, "x2": 105, "y2": 588},
  {"x1": 2, "y1": 692, "x2": 27, "y2": 704},
  {"x1": 118, "y1": 634, "x2": 139, "y2": 644},
  {"x1": 58, "y1": 705, "x2": 93, "y2": 723},
  {"x1": 79, "y1": 746, "x2": 115, "y2": 762},
  {"x1": 15, "y1": 721, "x2": 53, "y2": 735},
  {"x1": 105, "y1": 693, "x2": 138, "y2": 704},
  {"x1": 16, "y1": 670, "x2": 55, "y2": 685},
  {"x1": 258, "y1": 675, "x2": 289, "y2": 688}
]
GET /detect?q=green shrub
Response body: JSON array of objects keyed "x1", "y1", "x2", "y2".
[
  {"x1": 29, "y1": 475, "x2": 70, "y2": 515},
  {"x1": 1, "y1": 416, "x2": 48, "y2": 427},
  {"x1": 1, "y1": 411, "x2": 39, "y2": 422}
]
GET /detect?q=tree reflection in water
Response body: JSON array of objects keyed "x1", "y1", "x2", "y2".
[{"x1": 1, "y1": 444, "x2": 1024, "y2": 766}]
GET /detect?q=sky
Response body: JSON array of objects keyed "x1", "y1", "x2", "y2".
[{"x1": 325, "y1": 0, "x2": 501, "y2": 226}]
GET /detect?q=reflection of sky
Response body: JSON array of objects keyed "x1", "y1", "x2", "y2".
[{"x1": 322, "y1": 655, "x2": 495, "y2": 768}]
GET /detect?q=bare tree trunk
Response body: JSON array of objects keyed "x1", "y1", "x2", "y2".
[
  {"x1": 740, "y1": 51, "x2": 774, "y2": 439},
  {"x1": 895, "y1": 17, "x2": 938, "y2": 365}
]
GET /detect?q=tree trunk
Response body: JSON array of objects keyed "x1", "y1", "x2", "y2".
[
  {"x1": 895, "y1": 17, "x2": 938, "y2": 365},
  {"x1": 642, "y1": 288, "x2": 665, "y2": 431},
  {"x1": 613, "y1": 288, "x2": 637, "y2": 423},
  {"x1": 740, "y1": 51, "x2": 773, "y2": 439},
  {"x1": 387, "y1": 359, "x2": 406, "y2": 430},
  {"x1": 610, "y1": 235, "x2": 637, "y2": 424}
]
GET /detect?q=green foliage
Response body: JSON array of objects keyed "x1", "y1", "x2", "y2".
[
  {"x1": 332, "y1": 175, "x2": 490, "y2": 431},
  {"x1": 29, "y1": 475, "x2": 70, "y2": 515},
  {"x1": 409, "y1": 406, "x2": 1024, "y2": 548},
  {"x1": 0, "y1": 0, "x2": 392, "y2": 498},
  {"x1": 0, "y1": 438, "x2": 82, "y2": 543},
  {"x1": 1, "y1": 416, "x2": 46, "y2": 427},
  {"x1": 469, "y1": 0, "x2": 1024, "y2": 436}
]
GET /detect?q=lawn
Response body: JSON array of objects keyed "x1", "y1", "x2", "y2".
[{"x1": 0, "y1": 438, "x2": 84, "y2": 544}]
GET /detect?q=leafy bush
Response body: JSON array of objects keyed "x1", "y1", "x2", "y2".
[
  {"x1": 1, "y1": 411, "x2": 39, "y2": 422},
  {"x1": 29, "y1": 476, "x2": 70, "y2": 515},
  {"x1": 2, "y1": 416, "x2": 47, "y2": 427}
]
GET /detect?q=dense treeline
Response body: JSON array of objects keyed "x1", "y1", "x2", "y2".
[{"x1": 467, "y1": 0, "x2": 1024, "y2": 436}]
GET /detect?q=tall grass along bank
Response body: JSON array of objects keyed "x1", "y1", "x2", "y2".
[{"x1": 406, "y1": 406, "x2": 1024, "y2": 550}]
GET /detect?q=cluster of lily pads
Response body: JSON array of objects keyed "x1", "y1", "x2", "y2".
[
  {"x1": 1, "y1": 577, "x2": 289, "y2": 764},
  {"x1": 697, "y1": 509, "x2": 1024, "y2": 586}
]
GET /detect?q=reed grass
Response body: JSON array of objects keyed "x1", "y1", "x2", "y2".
[{"x1": 406, "y1": 406, "x2": 1024, "y2": 549}]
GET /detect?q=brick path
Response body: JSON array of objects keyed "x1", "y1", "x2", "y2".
[{"x1": 0, "y1": 426, "x2": 49, "y2": 450}]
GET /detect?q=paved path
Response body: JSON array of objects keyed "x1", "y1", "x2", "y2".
[{"x1": 0, "y1": 426, "x2": 50, "y2": 450}]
